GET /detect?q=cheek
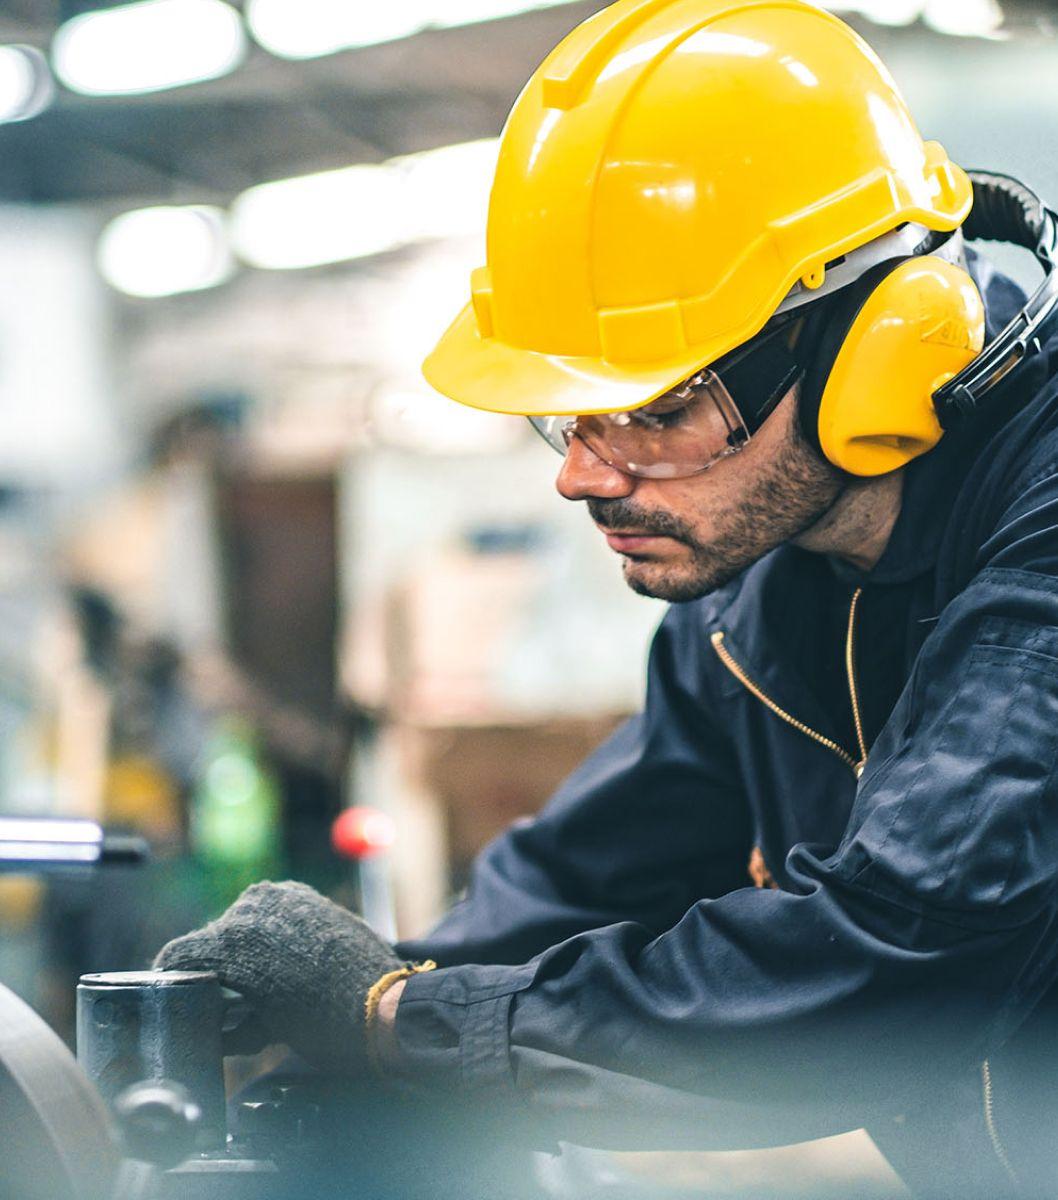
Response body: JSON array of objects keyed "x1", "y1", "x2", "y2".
[{"x1": 636, "y1": 460, "x2": 749, "y2": 526}]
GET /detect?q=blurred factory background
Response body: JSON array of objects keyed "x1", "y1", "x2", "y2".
[{"x1": 0, "y1": 0, "x2": 1053, "y2": 1043}]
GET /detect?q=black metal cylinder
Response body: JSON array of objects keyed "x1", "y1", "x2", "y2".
[{"x1": 76, "y1": 971, "x2": 226, "y2": 1151}]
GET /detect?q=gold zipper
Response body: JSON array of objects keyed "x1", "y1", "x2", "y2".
[
  {"x1": 981, "y1": 1058, "x2": 1019, "y2": 1186},
  {"x1": 710, "y1": 587, "x2": 867, "y2": 779},
  {"x1": 845, "y1": 587, "x2": 869, "y2": 772}
]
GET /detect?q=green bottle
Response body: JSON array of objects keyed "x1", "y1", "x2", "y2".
[{"x1": 191, "y1": 720, "x2": 281, "y2": 911}]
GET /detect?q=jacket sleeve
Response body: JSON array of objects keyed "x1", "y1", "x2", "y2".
[
  {"x1": 391, "y1": 462, "x2": 1058, "y2": 1147},
  {"x1": 396, "y1": 604, "x2": 754, "y2": 967}
]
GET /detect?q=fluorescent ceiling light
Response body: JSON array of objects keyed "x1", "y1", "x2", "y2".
[
  {"x1": 430, "y1": 0, "x2": 540, "y2": 29},
  {"x1": 396, "y1": 139, "x2": 500, "y2": 243},
  {"x1": 105, "y1": 137, "x2": 499, "y2": 294},
  {"x1": 246, "y1": 0, "x2": 582, "y2": 60},
  {"x1": 231, "y1": 165, "x2": 407, "y2": 270},
  {"x1": 247, "y1": 0, "x2": 426, "y2": 58},
  {"x1": 922, "y1": 0, "x2": 1004, "y2": 36},
  {"x1": 52, "y1": 0, "x2": 246, "y2": 96},
  {"x1": 825, "y1": 0, "x2": 1004, "y2": 33},
  {"x1": 824, "y1": 1, "x2": 921, "y2": 24},
  {"x1": 230, "y1": 139, "x2": 499, "y2": 271},
  {"x1": 97, "y1": 206, "x2": 234, "y2": 297},
  {"x1": 0, "y1": 45, "x2": 54, "y2": 122}
]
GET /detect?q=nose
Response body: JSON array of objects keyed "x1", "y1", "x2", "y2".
[{"x1": 555, "y1": 433, "x2": 637, "y2": 501}]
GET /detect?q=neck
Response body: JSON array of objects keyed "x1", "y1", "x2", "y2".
[{"x1": 794, "y1": 469, "x2": 905, "y2": 572}]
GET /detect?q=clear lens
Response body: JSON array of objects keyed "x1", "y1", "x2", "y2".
[{"x1": 528, "y1": 369, "x2": 749, "y2": 479}]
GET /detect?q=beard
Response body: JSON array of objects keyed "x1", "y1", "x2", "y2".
[{"x1": 587, "y1": 428, "x2": 843, "y2": 603}]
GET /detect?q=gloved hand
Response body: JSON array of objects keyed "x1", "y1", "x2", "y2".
[{"x1": 153, "y1": 880, "x2": 423, "y2": 1074}]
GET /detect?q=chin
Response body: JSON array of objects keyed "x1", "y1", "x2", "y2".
[
  {"x1": 621, "y1": 558, "x2": 713, "y2": 603},
  {"x1": 620, "y1": 547, "x2": 753, "y2": 602}
]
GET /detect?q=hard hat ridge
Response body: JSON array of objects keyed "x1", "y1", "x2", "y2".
[{"x1": 424, "y1": 0, "x2": 974, "y2": 420}]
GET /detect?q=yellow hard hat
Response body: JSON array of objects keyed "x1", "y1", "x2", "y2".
[{"x1": 423, "y1": 0, "x2": 973, "y2": 419}]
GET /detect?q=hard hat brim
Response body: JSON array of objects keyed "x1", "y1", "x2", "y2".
[{"x1": 423, "y1": 303, "x2": 714, "y2": 418}]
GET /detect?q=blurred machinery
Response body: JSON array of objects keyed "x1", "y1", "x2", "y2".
[
  {"x1": 4, "y1": 963, "x2": 543, "y2": 1200},
  {"x1": 0, "y1": 811, "x2": 541, "y2": 1200},
  {"x1": 0, "y1": 818, "x2": 349, "y2": 1200},
  {"x1": 4, "y1": 965, "x2": 350, "y2": 1200},
  {"x1": 0, "y1": 816, "x2": 145, "y2": 1199}
]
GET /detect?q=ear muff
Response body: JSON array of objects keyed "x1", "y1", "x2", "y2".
[{"x1": 799, "y1": 255, "x2": 986, "y2": 476}]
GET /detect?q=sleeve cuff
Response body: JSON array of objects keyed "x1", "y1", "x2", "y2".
[{"x1": 391, "y1": 961, "x2": 536, "y2": 1096}]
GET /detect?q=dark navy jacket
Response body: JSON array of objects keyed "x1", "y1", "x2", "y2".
[{"x1": 395, "y1": 260, "x2": 1058, "y2": 1197}]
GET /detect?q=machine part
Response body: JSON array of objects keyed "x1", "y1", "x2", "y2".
[
  {"x1": 0, "y1": 815, "x2": 148, "y2": 870},
  {"x1": 4, "y1": 969, "x2": 448, "y2": 1200},
  {"x1": 0, "y1": 980, "x2": 122, "y2": 1200},
  {"x1": 237, "y1": 1083, "x2": 323, "y2": 1159},
  {"x1": 77, "y1": 971, "x2": 227, "y2": 1151},
  {"x1": 159, "y1": 1155, "x2": 281, "y2": 1200},
  {"x1": 113, "y1": 1159, "x2": 162, "y2": 1200},
  {"x1": 114, "y1": 1079, "x2": 202, "y2": 1168},
  {"x1": 218, "y1": 984, "x2": 270, "y2": 1056}
]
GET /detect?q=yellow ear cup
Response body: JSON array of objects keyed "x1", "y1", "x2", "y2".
[{"x1": 818, "y1": 257, "x2": 985, "y2": 476}]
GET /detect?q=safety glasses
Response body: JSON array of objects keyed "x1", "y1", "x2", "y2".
[{"x1": 529, "y1": 316, "x2": 805, "y2": 480}]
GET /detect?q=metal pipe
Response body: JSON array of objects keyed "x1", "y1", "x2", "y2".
[{"x1": 0, "y1": 816, "x2": 148, "y2": 871}]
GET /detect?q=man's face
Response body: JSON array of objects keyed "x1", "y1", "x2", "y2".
[{"x1": 555, "y1": 389, "x2": 844, "y2": 602}]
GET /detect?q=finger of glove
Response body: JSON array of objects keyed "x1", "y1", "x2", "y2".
[
  {"x1": 215, "y1": 881, "x2": 382, "y2": 952},
  {"x1": 153, "y1": 881, "x2": 400, "y2": 1053},
  {"x1": 154, "y1": 925, "x2": 328, "y2": 1057},
  {"x1": 155, "y1": 882, "x2": 358, "y2": 970},
  {"x1": 224, "y1": 881, "x2": 402, "y2": 986},
  {"x1": 152, "y1": 929, "x2": 228, "y2": 977}
]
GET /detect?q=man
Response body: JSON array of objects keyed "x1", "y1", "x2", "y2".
[{"x1": 157, "y1": 3, "x2": 1058, "y2": 1196}]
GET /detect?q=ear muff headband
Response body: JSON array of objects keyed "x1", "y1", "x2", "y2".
[{"x1": 934, "y1": 171, "x2": 1058, "y2": 425}]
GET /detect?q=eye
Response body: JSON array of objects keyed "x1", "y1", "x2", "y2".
[{"x1": 629, "y1": 400, "x2": 691, "y2": 431}]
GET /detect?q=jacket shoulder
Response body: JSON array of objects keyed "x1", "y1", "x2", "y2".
[{"x1": 940, "y1": 350, "x2": 1058, "y2": 587}]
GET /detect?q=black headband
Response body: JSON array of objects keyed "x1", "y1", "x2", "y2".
[{"x1": 934, "y1": 171, "x2": 1058, "y2": 426}]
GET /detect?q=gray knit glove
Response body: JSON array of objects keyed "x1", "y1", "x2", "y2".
[{"x1": 153, "y1": 881, "x2": 408, "y2": 1074}]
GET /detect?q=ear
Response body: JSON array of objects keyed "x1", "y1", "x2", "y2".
[{"x1": 808, "y1": 257, "x2": 985, "y2": 476}]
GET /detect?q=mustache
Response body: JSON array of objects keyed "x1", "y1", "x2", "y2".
[{"x1": 587, "y1": 498, "x2": 696, "y2": 544}]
